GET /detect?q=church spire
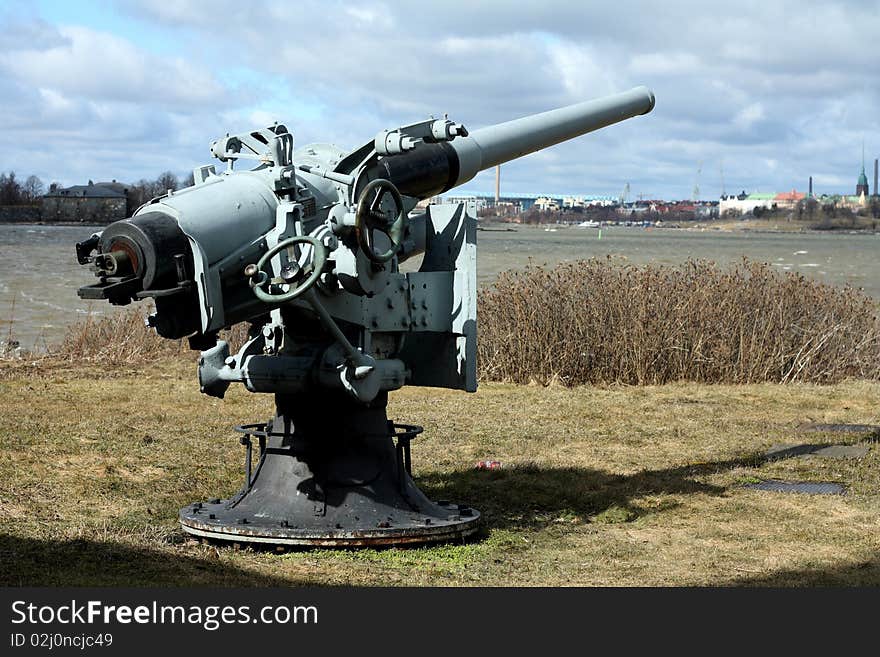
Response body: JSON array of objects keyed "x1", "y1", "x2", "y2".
[{"x1": 856, "y1": 141, "x2": 870, "y2": 197}]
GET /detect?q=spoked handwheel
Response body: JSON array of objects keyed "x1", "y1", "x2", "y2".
[
  {"x1": 355, "y1": 178, "x2": 405, "y2": 264},
  {"x1": 245, "y1": 235, "x2": 327, "y2": 303}
]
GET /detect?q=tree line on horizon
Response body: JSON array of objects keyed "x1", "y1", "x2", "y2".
[
  {"x1": 124, "y1": 171, "x2": 196, "y2": 210},
  {"x1": 0, "y1": 170, "x2": 196, "y2": 211},
  {"x1": 0, "y1": 171, "x2": 45, "y2": 205}
]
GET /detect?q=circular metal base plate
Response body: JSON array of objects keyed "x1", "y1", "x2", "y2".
[{"x1": 180, "y1": 500, "x2": 480, "y2": 548}]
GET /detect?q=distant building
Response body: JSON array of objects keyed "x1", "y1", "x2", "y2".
[
  {"x1": 617, "y1": 200, "x2": 662, "y2": 215},
  {"x1": 695, "y1": 202, "x2": 719, "y2": 218},
  {"x1": 823, "y1": 158, "x2": 875, "y2": 209},
  {"x1": 94, "y1": 180, "x2": 130, "y2": 198},
  {"x1": 41, "y1": 180, "x2": 128, "y2": 224},
  {"x1": 436, "y1": 192, "x2": 617, "y2": 214},
  {"x1": 563, "y1": 195, "x2": 618, "y2": 208},
  {"x1": 817, "y1": 193, "x2": 869, "y2": 210},
  {"x1": 533, "y1": 196, "x2": 561, "y2": 211},
  {"x1": 493, "y1": 201, "x2": 520, "y2": 215},
  {"x1": 856, "y1": 163, "x2": 870, "y2": 197},
  {"x1": 719, "y1": 190, "x2": 806, "y2": 214},
  {"x1": 438, "y1": 195, "x2": 488, "y2": 213},
  {"x1": 773, "y1": 190, "x2": 806, "y2": 208}
]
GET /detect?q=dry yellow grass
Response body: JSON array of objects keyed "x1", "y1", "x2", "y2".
[{"x1": 1, "y1": 358, "x2": 879, "y2": 586}]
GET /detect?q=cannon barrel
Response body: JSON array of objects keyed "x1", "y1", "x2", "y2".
[{"x1": 448, "y1": 85, "x2": 654, "y2": 189}]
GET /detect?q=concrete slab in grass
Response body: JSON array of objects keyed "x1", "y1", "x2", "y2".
[
  {"x1": 765, "y1": 443, "x2": 870, "y2": 461},
  {"x1": 799, "y1": 423, "x2": 880, "y2": 438},
  {"x1": 744, "y1": 480, "x2": 846, "y2": 495}
]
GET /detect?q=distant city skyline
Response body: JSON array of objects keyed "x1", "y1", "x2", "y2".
[{"x1": 1, "y1": 1, "x2": 877, "y2": 200}]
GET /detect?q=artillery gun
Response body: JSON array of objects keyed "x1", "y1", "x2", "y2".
[{"x1": 75, "y1": 87, "x2": 655, "y2": 547}]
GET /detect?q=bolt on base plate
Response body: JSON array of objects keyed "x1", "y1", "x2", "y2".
[{"x1": 180, "y1": 499, "x2": 480, "y2": 548}]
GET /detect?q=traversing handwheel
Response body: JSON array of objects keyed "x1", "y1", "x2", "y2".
[
  {"x1": 246, "y1": 235, "x2": 326, "y2": 303},
  {"x1": 355, "y1": 178, "x2": 405, "y2": 264}
]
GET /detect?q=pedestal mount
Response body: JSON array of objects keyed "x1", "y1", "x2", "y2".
[{"x1": 179, "y1": 392, "x2": 480, "y2": 547}]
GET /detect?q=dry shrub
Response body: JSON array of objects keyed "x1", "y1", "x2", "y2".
[
  {"x1": 58, "y1": 307, "x2": 251, "y2": 363},
  {"x1": 478, "y1": 258, "x2": 880, "y2": 385},
  {"x1": 38, "y1": 258, "x2": 880, "y2": 384},
  {"x1": 59, "y1": 307, "x2": 186, "y2": 363}
]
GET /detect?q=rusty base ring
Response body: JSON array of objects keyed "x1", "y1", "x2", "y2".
[{"x1": 179, "y1": 501, "x2": 480, "y2": 548}]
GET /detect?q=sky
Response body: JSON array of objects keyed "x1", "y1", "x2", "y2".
[{"x1": 0, "y1": 0, "x2": 878, "y2": 200}]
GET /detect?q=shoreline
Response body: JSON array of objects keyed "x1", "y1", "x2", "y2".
[
  {"x1": 2, "y1": 216, "x2": 879, "y2": 235},
  {"x1": 0, "y1": 221, "x2": 106, "y2": 228},
  {"x1": 479, "y1": 219, "x2": 879, "y2": 236}
]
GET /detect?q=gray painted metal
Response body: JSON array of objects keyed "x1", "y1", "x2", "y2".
[
  {"x1": 451, "y1": 86, "x2": 655, "y2": 187},
  {"x1": 179, "y1": 396, "x2": 480, "y2": 547}
]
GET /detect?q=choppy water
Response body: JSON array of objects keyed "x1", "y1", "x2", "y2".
[{"x1": 1, "y1": 222, "x2": 878, "y2": 350}]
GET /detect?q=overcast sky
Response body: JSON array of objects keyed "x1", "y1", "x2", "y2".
[{"x1": 1, "y1": 0, "x2": 877, "y2": 200}]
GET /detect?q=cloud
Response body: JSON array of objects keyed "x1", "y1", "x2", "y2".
[
  {"x1": 1, "y1": 0, "x2": 878, "y2": 199},
  {"x1": 0, "y1": 17, "x2": 70, "y2": 51},
  {"x1": 0, "y1": 25, "x2": 223, "y2": 108},
  {"x1": 630, "y1": 53, "x2": 702, "y2": 76},
  {"x1": 734, "y1": 103, "x2": 765, "y2": 130}
]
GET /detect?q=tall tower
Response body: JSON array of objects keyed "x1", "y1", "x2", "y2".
[
  {"x1": 856, "y1": 143, "x2": 869, "y2": 197},
  {"x1": 874, "y1": 158, "x2": 878, "y2": 197}
]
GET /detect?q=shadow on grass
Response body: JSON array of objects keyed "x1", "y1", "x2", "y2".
[
  {"x1": 0, "y1": 533, "x2": 301, "y2": 587},
  {"x1": 731, "y1": 556, "x2": 880, "y2": 586},
  {"x1": 416, "y1": 454, "x2": 766, "y2": 530}
]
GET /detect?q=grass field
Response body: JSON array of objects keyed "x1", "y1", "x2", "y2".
[{"x1": 2, "y1": 357, "x2": 879, "y2": 586}]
